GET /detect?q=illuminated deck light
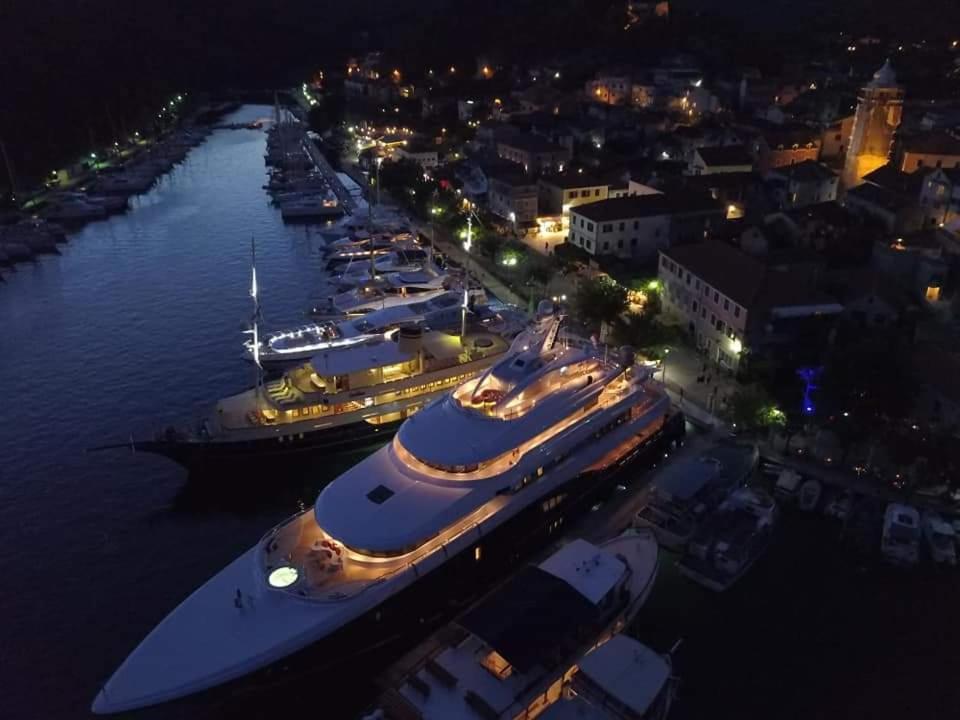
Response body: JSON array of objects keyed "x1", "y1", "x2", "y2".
[{"x1": 268, "y1": 566, "x2": 299, "y2": 588}]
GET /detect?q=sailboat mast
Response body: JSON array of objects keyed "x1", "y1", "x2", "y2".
[{"x1": 250, "y1": 238, "x2": 263, "y2": 403}]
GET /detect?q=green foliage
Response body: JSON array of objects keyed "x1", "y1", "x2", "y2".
[
  {"x1": 574, "y1": 277, "x2": 628, "y2": 329},
  {"x1": 377, "y1": 158, "x2": 435, "y2": 217},
  {"x1": 724, "y1": 384, "x2": 784, "y2": 431},
  {"x1": 611, "y1": 311, "x2": 677, "y2": 356},
  {"x1": 524, "y1": 262, "x2": 552, "y2": 288},
  {"x1": 818, "y1": 330, "x2": 913, "y2": 430},
  {"x1": 307, "y1": 90, "x2": 346, "y2": 133},
  {"x1": 475, "y1": 233, "x2": 502, "y2": 259}
]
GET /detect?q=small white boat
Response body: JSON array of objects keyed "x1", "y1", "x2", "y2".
[
  {"x1": 42, "y1": 196, "x2": 107, "y2": 221},
  {"x1": 774, "y1": 468, "x2": 802, "y2": 503},
  {"x1": 823, "y1": 489, "x2": 853, "y2": 521},
  {"x1": 544, "y1": 634, "x2": 679, "y2": 720},
  {"x1": 881, "y1": 503, "x2": 920, "y2": 567},
  {"x1": 923, "y1": 514, "x2": 957, "y2": 566},
  {"x1": 677, "y1": 487, "x2": 777, "y2": 592},
  {"x1": 279, "y1": 192, "x2": 342, "y2": 220},
  {"x1": 798, "y1": 479, "x2": 822, "y2": 512}
]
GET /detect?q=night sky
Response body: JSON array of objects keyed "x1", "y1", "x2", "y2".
[{"x1": 2, "y1": 0, "x2": 958, "y2": 182}]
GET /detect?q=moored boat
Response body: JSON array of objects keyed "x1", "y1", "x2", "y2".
[
  {"x1": 92, "y1": 303, "x2": 684, "y2": 713},
  {"x1": 373, "y1": 531, "x2": 660, "y2": 720},
  {"x1": 677, "y1": 486, "x2": 777, "y2": 592}
]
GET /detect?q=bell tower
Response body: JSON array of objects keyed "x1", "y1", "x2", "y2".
[{"x1": 843, "y1": 59, "x2": 904, "y2": 186}]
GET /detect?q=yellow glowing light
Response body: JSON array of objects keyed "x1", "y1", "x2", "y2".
[{"x1": 731, "y1": 338, "x2": 743, "y2": 354}]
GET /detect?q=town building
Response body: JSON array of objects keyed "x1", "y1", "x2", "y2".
[
  {"x1": 912, "y1": 345, "x2": 960, "y2": 428},
  {"x1": 820, "y1": 115, "x2": 856, "y2": 162},
  {"x1": 919, "y1": 168, "x2": 960, "y2": 228},
  {"x1": 768, "y1": 160, "x2": 839, "y2": 209},
  {"x1": 495, "y1": 129, "x2": 571, "y2": 174},
  {"x1": 689, "y1": 145, "x2": 754, "y2": 175},
  {"x1": 393, "y1": 142, "x2": 438, "y2": 170},
  {"x1": 659, "y1": 242, "x2": 842, "y2": 371},
  {"x1": 845, "y1": 182, "x2": 918, "y2": 233},
  {"x1": 537, "y1": 174, "x2": 609, "y2": 216},
  {"x1": 487, "y1": 168, "x2": 539, "y2": 224},
  {"x1": 872, "y1": 229, "x2": 960, "y2": 306},
  {"x1": 844, "y1": 60, "x2": 905, "y2": 186},
  {"x1": 895, "y1": 131, "x2": 960, "y2": 173},
  {"x1": 751, "y1": 124, "x2": 822, "y2": 173},
  {"x1": 567, "y1": 192, "x2": 722, "y2": 261}
]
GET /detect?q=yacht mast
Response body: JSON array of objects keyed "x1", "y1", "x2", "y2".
[{"x1": 250, "y1": 238, "x2": 264, "y2": 405}]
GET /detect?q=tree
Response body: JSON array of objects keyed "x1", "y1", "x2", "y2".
[
  {"x1": 574, "y1": 277, "x2": 628, "y2": 332},
  {"x1": 724, "y1": 384, "x2": 785, "y2": 432},
  {"x1": 475, "y1": 233, "x2": 502, "y2": 259},
  {"x1": 307, "y1": 90, "x2": 346, "y2": 133},
  {"x1": 611, "y1": 311, "x2": 677, "y2": 357}
]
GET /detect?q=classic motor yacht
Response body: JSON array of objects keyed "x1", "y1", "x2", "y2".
[
  {"x1": 92, "y1": 303, "x2": 682, "y2": 713},
  {"x1": 372, "y1": 532, "x2": 660, "y2": 720},
  {"x1": 128, "y1": 322, "x2": 514, "y2": 471},
  {"x1": 248, "y1": 294, "x2": 521, "y2": 372}
]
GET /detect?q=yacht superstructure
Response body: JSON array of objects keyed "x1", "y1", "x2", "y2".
[{"x1": 93, "y1": 304, "x2": 681, "y2": 713}]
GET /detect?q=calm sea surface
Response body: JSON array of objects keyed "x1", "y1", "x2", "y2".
[{"x1": 2, "y1": 105, "x2": 959, "y2": 720}]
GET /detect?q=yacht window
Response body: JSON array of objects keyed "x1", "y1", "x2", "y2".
[{"x1": 366, "y1": 484, "x2": 396, "y2": 504}]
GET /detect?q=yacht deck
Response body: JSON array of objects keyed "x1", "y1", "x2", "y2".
[{"x1": 260, "y1": 494, "x2": 508, "y2": 602}]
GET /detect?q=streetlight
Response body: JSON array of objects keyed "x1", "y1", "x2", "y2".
[
  {"x1": 375, "y1": 156, "x2": 383, "y2": 209},
  {"x1": 662, "y1": 347, "x2": 671, "y2": 387}
]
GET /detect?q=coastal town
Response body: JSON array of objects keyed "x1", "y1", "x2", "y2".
[{"x1": 3, "y1": 2, "x2": 960, "y2": 719}]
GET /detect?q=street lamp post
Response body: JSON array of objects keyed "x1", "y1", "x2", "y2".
[
  {"x1": 375, "y1": 156, "x2": 383, "y2": 209},
  {"x1": 662, "y1": 347, "x2": 671, "y2": 388}
]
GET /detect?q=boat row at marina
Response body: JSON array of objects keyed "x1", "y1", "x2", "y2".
[
  {"x1": 90, "y1": 124, "x2": 689, "y2": 717},
  {"x1": 264, "y1": 112, "x2": 345, "y2": 221},
  {"x1": 771, "y1": 466, "x2": 960, "y2": 567},
  {"x1": 0, "y1": 125, "x2": 213, "y2": 268}
]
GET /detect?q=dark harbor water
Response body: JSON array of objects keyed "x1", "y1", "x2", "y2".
[{"x1": 2, "y1": 105, "x2": 959, "y2": 720}]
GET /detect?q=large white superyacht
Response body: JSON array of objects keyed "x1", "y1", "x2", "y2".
[{"x1": 92, "y1": 303, "x2": 683, "y2": 714}]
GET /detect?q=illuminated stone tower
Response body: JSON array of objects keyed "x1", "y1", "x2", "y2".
[{"x1": 844, "y1": 59, "x2": 904, "y2": 186}]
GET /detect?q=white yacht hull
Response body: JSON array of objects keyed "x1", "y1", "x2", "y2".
[{"x1": 93, "y1": 412, "x2": 685, "y2": 714}]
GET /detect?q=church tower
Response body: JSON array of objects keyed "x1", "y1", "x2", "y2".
[{"x1": 843, "y1": 60, "x2": 904, "y2": 186}]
